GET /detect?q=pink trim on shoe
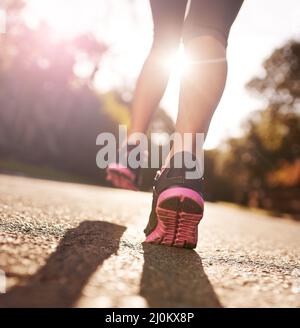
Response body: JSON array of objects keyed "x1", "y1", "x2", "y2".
[
  {"x1": 145, "y1": 187, "x2": 204, "y2": 249},
  {"x1": 106, "y1": 163, "x2": 138, "y2": 191},
  {"x1": 107, "y1": 163, "x2": 136, "y2": 181},
  {"x1": 157, "y1": 187, "x2": 204, "y2": 210}
]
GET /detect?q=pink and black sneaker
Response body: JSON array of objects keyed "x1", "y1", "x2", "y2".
[
  {"x1": 106, "y1": 144, "x2": 141, "y2": 191},
  {"x1": 144, "y1": 152, "x2": 204, "y2": 249}
]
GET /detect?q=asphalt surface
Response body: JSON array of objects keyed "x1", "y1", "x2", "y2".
[{"x1": 0, "y1": 174, "x2": 300, "y2": 308}]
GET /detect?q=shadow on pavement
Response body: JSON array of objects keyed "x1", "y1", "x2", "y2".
[
  {"x1": 140, "y1": 243, "x2": 222, "y2": 307},
  {"x1": 0, "y1": 221, "x2": 126, "y2": 307}
]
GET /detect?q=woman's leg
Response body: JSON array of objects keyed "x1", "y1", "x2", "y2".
[
  {"x1": 107, "y1": 0, "x2": 187, "y2": 190},
  {"x1": 174, "y1": 36, "x2": 227, "y2": 153},
  {"x1": 170, "y1": 0, "x2": 244, "y2": 156},
  {"x1": 144, "y1": 0, "x2": 244, "y2": 248},
  {"x1": 129, "y1": 0, "x2": 188, "y2": 136}
]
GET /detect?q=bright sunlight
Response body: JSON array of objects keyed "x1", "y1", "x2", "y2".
[
  {"x1": 24, "y1": 0, "x2": 105, "y2": 38},
  {"x1": 165, "y1": 45, "x2": 190, "y2": 78}
]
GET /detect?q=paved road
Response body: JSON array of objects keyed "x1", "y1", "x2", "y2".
[{"x1": 0, "y1": 174, "x2": 300, "y2": 308}]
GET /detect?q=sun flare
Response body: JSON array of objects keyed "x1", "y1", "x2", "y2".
[{"x1": 166, "y1": 45, "x2": 190, "y2": 77}]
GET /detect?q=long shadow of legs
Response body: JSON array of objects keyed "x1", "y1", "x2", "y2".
[
  {"x1": 140, "y1": 244, "x2": 222, "y2": 308},
  {"x1": 0, "y1": 221, "x2": 126, "y2": 307}
]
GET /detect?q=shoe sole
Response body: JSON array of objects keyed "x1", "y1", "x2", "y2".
[
  {"x1": 145, "y1": 187, "x2": 204, "y2": 249},
  {"x1": 106, "y1": 164, "x2": 138, "y2": 191}
]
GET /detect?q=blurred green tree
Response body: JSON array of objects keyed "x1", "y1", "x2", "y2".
[
  {"x1": 208, "y1": 41, "x2": 300, "y2": 215},
  {"x1": 0, "y1": 0, "x2": 175, "y2": 186}
]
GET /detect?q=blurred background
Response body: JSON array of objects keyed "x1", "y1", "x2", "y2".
[{"x1": 0, "y1": 0, "x2": 300, "y2": 218}]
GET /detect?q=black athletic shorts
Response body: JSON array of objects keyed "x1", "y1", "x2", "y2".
[{"x1": 150, "y1": 0, "x2": 244, "y2": 48}]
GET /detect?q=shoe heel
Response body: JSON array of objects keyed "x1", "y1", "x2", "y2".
[
  {"x1": 146, "y1": 187, "x2": 204, "y2": 249},
  {"x1": 106, "y1": 164, "x2": 138, "y2": 191}
]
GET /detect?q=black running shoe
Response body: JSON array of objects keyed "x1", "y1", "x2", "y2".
[{"x1": 144, "y1": 151, "x2": 204, "y2": 249}]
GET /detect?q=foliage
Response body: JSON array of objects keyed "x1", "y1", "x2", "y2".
[
  {"x1": 0, "y1": 1, "x2": 175, "y2": 186},
  {"x1": 207, "y1": 41, "x2": 300, "y2": 215}
]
